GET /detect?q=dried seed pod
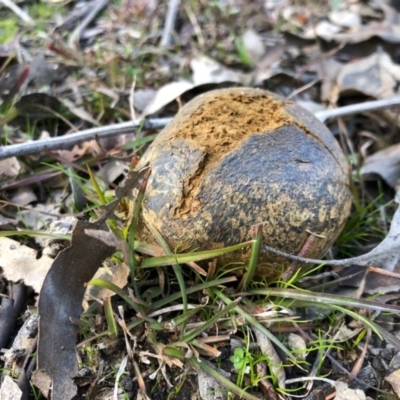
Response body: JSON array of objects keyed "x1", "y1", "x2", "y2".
[{"x1": 136, "y1": 87, "x2": 352, "y2": 279}]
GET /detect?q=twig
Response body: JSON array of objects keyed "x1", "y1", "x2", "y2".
[
  {"x1": 0, "y1": 0, "x2": 35, "y2": 26},
  {"x1": 129, "y1": 76, "x2": 137, "y2": 121},
  {"x1": 69, "y1": 0, "x2": 109, "y2": 47},
  {"x1": 315, "y1": 96, "x2": 400, "y2": 122},
  {"x1": 263, "y1": 244, "x2": 381, "y2": 268},
  {"x1": 2, "y1": 96, "x2": 400, "y2": 161},
  {"x1": 160, "y1": 0, "x2": 180, "y2": 47},
  {"x1": 0, "y1": 118, "x2": 171, "y2": 160}
]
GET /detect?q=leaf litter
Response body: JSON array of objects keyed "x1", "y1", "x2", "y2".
[{"x1": 3, "y1": 0, "x2": 400, "y2": 399}]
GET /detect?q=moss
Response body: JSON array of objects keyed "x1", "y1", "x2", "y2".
[{"x1": 0, "y1": 18, "x2": 19, "y2": 45}]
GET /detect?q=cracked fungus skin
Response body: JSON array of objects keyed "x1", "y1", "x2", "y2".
[{"x1": 136, "y1": 87, "x2": 352, "y2": 279}]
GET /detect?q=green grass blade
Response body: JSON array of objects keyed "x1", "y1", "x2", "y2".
[
  {"x1": 89, "y1": 279, "x2": 140, "y2": 312},
  {"x1": 123, "y1": 133, "x2": 158, "y2": 150},
  {"x1": 242, "y1": 223, "x2": 263, "y2": 290},
  {"x1": 329, "y1": 304, "x2": 400, "y2": 348},
  {"x1": 86, "y1": 164, "x2": 106, "y2": 205},
  {"x1": 128, "y1": 168, "x2": 151, "y2": 298},
  {"x1": 88, "y1": 279, "x2": 163, "y2": 329},
  {"x1": 103, "y1": 296, "x2": 118, "y2": 340},
  {"x1": 0, "y1": 230, "x2": 71, "y2": 240},
  {"x1": 141, "y1": 241, "x2": 254, "y2": 268},
  {"x1": 152, "y1": 277, "x2": 237, "y2": 309},
  {"x1": 166, "y1": 306, "x2": 202, "y2": 327},
  {"x1": 146, "y1": 222, "x2": 188, "y2": 314},
  {"x1": 182, "y1": 298, "x2": 240, "y2": 343},
  {"x1": 217, "y1": 291, "x2": 296, "y2": 364},
  {"x1": 161, "y1": 346, "x2": 260, "y2": 400},
  {"x1": 190, "y1": 356, "x2": 260, "y2": 400},
  {"x1": 250, "y1": 288, "x2": 400, "y2": 314}
]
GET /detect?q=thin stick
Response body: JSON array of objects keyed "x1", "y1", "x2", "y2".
[
  {"x1": 0, "y1": 0, "x2": 35, "y2": 26},
  {"x1": 160, "y1": 0, "x2": 180, "y2": 47},
  {"x1": 0, "y1": 118, "x2": 171, "y2": 160},
  {"x1": 69, "y1": 0, "x2": 109, "y2": 47},
  {"x1": 315, "y1": 96, "x2": 400, "y2": 122},
  {"x1": 3, "y1": 96, "x2": 400, "y2": 160}
]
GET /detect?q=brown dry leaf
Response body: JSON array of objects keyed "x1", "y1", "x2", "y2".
[
  {"x1": 19, "y1": 203, "x2": 61, "y2": 231},
  {"x1": 9, "y1": 187, "x2": 38, "y2": 206},
  {"x1": 37, "y1": 169, "x2": 145, "y2": 399},
  {"x1": 335, "y1": 50, "x2": 400, "y2": 99},
  {"x1": 340, "y1": 263, "x2": 400, "y2": 295},
  {"x1": 254, "y1": 43, "x2": 286, "y2": 85},
  {"x1": 31, "y1": 370, "x2": 52, "y2": 399},
  {"x1": 361, "y1": 143, "x2": 400, "y2": 188},
  {"x1": 385, "y1": 351, "x2": 400, "y2": 396},
  {"x1": 334, "y1": 382, "x2": 366, "y2": 400},
  {"x1": 319, "y1": 57, "x2": 344, "y2": 103},
  {"x1": 140, "y1": 81, "x2": 194, "y2": 118},
  {"x1": 190, "y1": 55, "x2": 249, "y2": 86},
  {"x1": 254, "y1": 329, "x2": 285, "y2": 389},
  {"x1": 97, "y1": 160, "x2": 128, "y2": 183},
  {"x1": 56, "y1": 140, "x2": 103, "y2": 162},
  {"x1": 385, "y1": 369, "x2": 400, "y2": 397},
  {"x1": 0, "y1": 376, "x2": 22, "y2": 400},
  {"x1": 0, "y1": 157, "x2": 21, "y2": 179},
  {"x1": 38, "y1": 220, "x2": 117, "y2": 399},
  {"x1": 85, "y1": 260, "x2": 129, "y2": 301},
  {"x1": 60, "y1": 98, "x2": 100, "y2": 126},
  {"x1": 197, "y1": 361, "x2": 230, "y2": 400},
  {"x1": 0, "y1": 237, "x2": 53, "y2": 293},
  {"x1": 287, "y1": 333, "x2": 307, "y2": 361}
]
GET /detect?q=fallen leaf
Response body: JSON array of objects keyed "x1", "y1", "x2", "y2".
[
  {"x1": 37, "y1": 220, "x2": 117, "y2": 399},
  {"x1": 340, "y1": 263, "x2": 400, "y2": 295},
  {"x1": 288, "y1": 333, "x2": 307, "y2": 361},
  {"x1": 0, "y1": 376, "x2": 22, "y2": 400},
  {"x1": 334, "y1": 381, "x2": 366, "y2": 400},
  {"x1": 85, "y1": 260, "x2": 129, "y2": 301},
  {"x1": 0, "y1": 237, "x2": 53, "y2": 293},
  {"x1": 361, "y1": 143, "x2": 400, "y2": 188},
  {"x1": 190, "y1": 55, "x2": 249, "y2": 86},
  {"x1": 31, "y1": 370, "x2": 52, "y2": 399},
  {"x1": 0, "y1": 157, "x2": 21, "y2": 179},
  {"x1": 254, "y1": 329, "x2": 285, "y2": 389},
  {"x1": 385, "y1": 369, "x2": 400, "y2": 397},
  {"x1": 37, "y1": 169, "x2": 146, "y2": 399},
  {"x1": 335, "y1": 50, "x2": 400, "y2": 99},
  {"x1": 385, "y1": 351, "x2": 400, "y2": 396},
  {"x1": 19, "y1": 203, "x2": 61, "y2": 231},
  {"x1": 197, "y1": 360, "x2": 231, "y2": 400},
  {"x1": 60, "y1": 98, "x2": 100, "y2": 126},
  {"x1": 132, "y1": 88, "x2": 157, "y2": 112},
  {"x1": 9, "y1": 187, "x2": 38, "y2": 206},
  {"x1": 140, "y1": 81, "x2": 194, "y2": 118}
]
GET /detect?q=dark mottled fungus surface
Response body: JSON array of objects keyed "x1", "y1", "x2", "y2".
[{"x1": 136, "y1": 87, "x2": 352, "y2": 279}]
